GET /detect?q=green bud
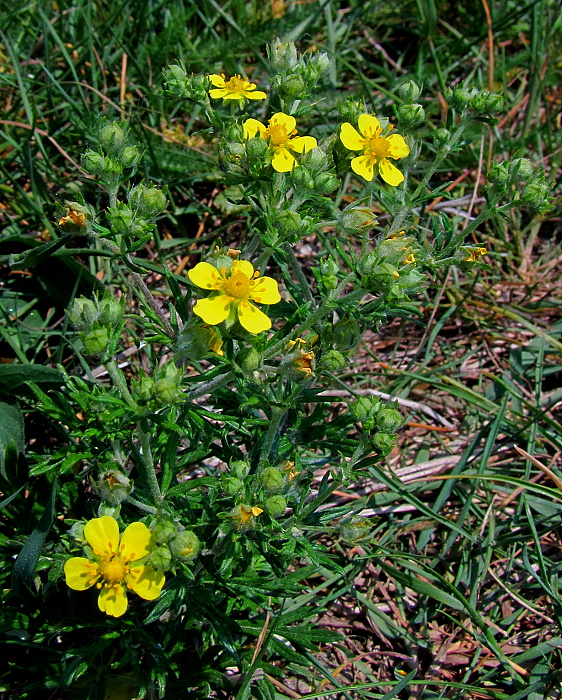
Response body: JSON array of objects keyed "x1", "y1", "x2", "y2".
[
  {"x1": 434, "y1": 128, "x2": 450, "y2": 145},
  {"x1": 302, "y1": 147, "x2": 329, "y2": 173},
  {"x1": 121, "y1": 145, "x2": 141, "y2": 168},
  {"x1": 487, "y1": 161, "x2": 510, "y2": 187},
  {"x1": 318, "y1": 257, "x2": 339, "y2": 290},
  {"x1": 264, "y1": 495, "x2": 287, "y2": 518},
  {"x1": 361, "y1": 262, "x2": 400, "y2": 293},
  {"x1": 338, "y1": 99, "x2": 367, "y2": 124},
  {"x1": 222, "y1": 475, "x2": 244, "y2": 496},
  {"x1": 322, "y1": 349, "x2": 346, "y2": 371},
  {"x1": 278, "y1": 74, "x2": 306, "y2": 97},
  {"x1": 350, "y1": 396, "x2": 376, "y2": 423},
  {"x1": 258, "y1": 467, "x2": 284, "y2": 493},
  {"x1": 129, "y1": 185, "x2": 167, "y2": 217},
  {"x1": 470, "y1": 94, "x2": 488, "y2": 113},
  {"x1": 291, "y1": 166, "x2": 315, "y2": 190},
  {"x1": 170, "y1": 530, "x2": 200, "y2": 561},
  {"x1": 150, "y1": 517, "x2": 177, "y2": 544},
  {"x1": 376, "y1": 407, "x2": 402, "y2": 432},
  {"x1": 67, "y1": 297, "x2": 98, "y2": 332},
  {"x1": 304, "y1": 52, "x2": 330, "y2": 83},
  {"x1": 82, "y1": 150, "x2": 106, "y2": 174},
  {"x1": 69, "y1": 522, "x2": 86, "y2": 543},
  {"x1": 153, "y1": 364, "x2": 182, "y2": 404},
  {"x1": 231, "y1": 460, "x2": 251, "y2": 479},
  {"x1": 245, "y1": 136, "x2": 268, "y2": 159},
  {"x1": 96, "y1": 469, "x2": 133, "y2": 505},
  {"x1": 98, "y1": 294, "x2": 124, "y2": 329},
  {"x1": 134, "y1": 374, "x2": 154, "y2": 404},
  {"x1": 398, "y1": 103, "x2": 425, "y2": 125},
  {"x1": 314, "y1": 172, "x2": 338, "y2": 194},
  {"x1": 225, "y1": 142, "x2": 246, "y2": 161},
  {"x1": 224, "y1": 122, "x2": 244, "y2": 142},
  {"x1": 521, "y1": 179, "x2": 551, "y2": 209},
  {"x1": 509, "y1": 158, "x2": 534, "y2": 181},
  {"x1": 340, "y1": 516, "x2": 372, "y2": 543},
  {"x1": 239, "y1": 347, "x2": 261, "y2": 372},
  {"x1": 268, "y1": 39, "x2": 298, "y2": 70},
  {"x1": 83, "y1": 328, "x2": 109, "y2": 356},
  {"x1": 99, "y1": 123, "x2": 126, "y2": 154},
  {"x1": 373, "y1": 431, "x2": 395, "y2": 455},
  {"x1": 108, "y1": 204, "x2": 135, "y2": 235},
  {"x1": 331, "y1": 317, "x2": 361, "y2": 350},
  {"x1": 277, "y1": 209, "x2": 303, "y2": 235},
  {"x1": 149, "y1": 544, "x2": 172, "y2": 571},
  {"x1": 397, "y1": 80, "x2": 421, "y2": 103},
  {"x1": 338, "y1": 206, "x2": 376, "y2": 235},
  {"x1": 484, "y1": 92, "x2": 504, "y2": 113},
  {"x1": 451, "y1": 87, "x2": 474, "y2": 108}
]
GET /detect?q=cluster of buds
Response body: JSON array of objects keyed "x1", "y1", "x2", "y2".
[
  {"x1": 83, "y1": 122, "x2": 142, "y2": 179},
  {"x1": 291, "y1": 148, "x2": 339, "y2": 196},
  {"x1": 149, "y1": 516, "x2": 200, "y2": 571},
  {"x1": 107, "y1": 183, "x2": 167, "y2": 244},
  {"x1": 396, "y1": 80, "x2": 425, "y2": 126},
  {"x1": 487, "y1": 157, "x2": 552, "y2": 212},
  {"x1": 67, "y1": 292, "x2": 125, "y2": 358},
  {"x1": 349, "y1": 396, "x2": 402, "y2": 456},
  {"x1": 132, "y1": 362, "x2": 183, "y2": 415},
  {"x1": 268, "y1": 39, "x2": 330, "y2": 100},
  {"x1": 163, "y1": 63, "x2": 210, "y2": 102},
  {"x1": 272, "y1": 209, "x2": 318, "y2": 244},
  {"x1": 447, "y1": 86, "x2": 504, "y2": 114}
]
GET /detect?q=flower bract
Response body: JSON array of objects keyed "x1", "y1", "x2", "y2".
[
  {"x1": 188, "y1": 259, "x2": 281, "y2": 334},
  {"x1": 243, "y1": 112, "x2": 317, "y2": 172},
  {"x1": 209, "y1": 74, "x2": 266, "y2": 102},
  {"x1": 340, "y1": 114, "x2": 409, "y2": 185},
  {"x1": 64, "y1": 516, "x2": 165, "y2": 617}
]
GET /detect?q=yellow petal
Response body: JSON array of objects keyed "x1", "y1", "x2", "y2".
[
  {"x1": 84, "y1": 516, "x2": 120, "y2": 558},
  {"x1": 289, "y1": 136, "x2": 317, "y2": 154},
  {"x1": 188, "y1": 262, "x2": 224, "y2": 290},
  {"x1": 340, "y1": 122, "x2": 364, "y2": 151},
  {"x1": 351, "y1": 154, "x2": 374, "y2": 181},
  {"x1": 119, "y1": 521, "x2": 154, "y2": 563},
  {"x1": 231, "y1": 259, "x2": 254, "y2": 279},
  {"x1": 251, "y1": 507, "x2": 263, "y2": 516},
  {"x1": 126, "y1": 565, "x2": 165, "y2": 601},
  {"x1": 270, "y1": 112, "x2": 296, "y2": 134},
  {"x1": 209, "y1": 88, "x2": 229, "y2": 99},
  {"x1": 193, "y1": 294, "x2": 232, "y2": 325},
  {"x1": 209, "y1": 74, "x2": 226, "y2": 87},
  {"x1": 271, "y1": 146, "x2": 297, "y2": 172},
  {"x1": 249, "y1": 275, "x2": 281, "y2": 304},
  {"x1": 98, "y1": 585, "x2": 128, "y2": 617},
  {"x1": 357, "y1": 113, "x2": 381, "y2": 138},
  {"x1": 243, "y1": 118, "x2": 266, "y2": 140},
  {"x1": 387, "y1": 134, "x2": 410, "y2": 159},
  {"x1": 64, "y1": 557, "x2": 100, "y2": 590},
  {"x1": 246, "y1": 90, "x2": 267, "y2": 100},
  {"x1": 237, "y1": 300, "x2": 272, "y2": 334},
  {"x1": 379, "y1": 158, "x2": 404, "y2": 186}
]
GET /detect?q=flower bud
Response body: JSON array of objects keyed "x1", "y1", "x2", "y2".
[
  {"x1": 108, "y1": 205, "x2": 135, "y2": 235},
  {"x1": 231, "y1": 460, "x2": 251, "y2": 479},
  {"x1": 121, "y1": 145, "x2": 141, "y2": 168},
  {"x1": 264, "y1": 495, "x2": 287, "y2": 518},
  {"x1": 69, "y1": 521, "x2": 86, "y2": 543},
  {"x1": 302, "y1": 147, "x2": 329, "y2": 173},
  {"x1": 170, "y1": 530, "x2": 200, "y2": 561},
  {"x1": 338, "y1": 99, "x2": 367, "y2": 124},
  {"x1": 376, "y1": 407, "x2": 402, "y2": 432},
  {"x1": 322, "y1": 349, "x2": 346, "y2": 371},
  {"x1": 451, "y1": 87, "x2": 474, "y2": 108},
  {"x1": 176, "y1": 324, "x2": 224, "y2": 361},
  {"x1": 98, "y1": 294, "x2": 124, "y2": 329},
  {"x1": 433, "y1": 128, "x2": 450, "y2": 145},
  {"x1": 153, "y1": 364, "x2": 183, "y2": 404},
  {"x1": 96, "y1": 469, "x2": 133, "y2": 505},
  {"x1": 373, "y1": 431, "x2": 395, "y2": 455},
  {"x1": 340, "y1": 516, "x2": 372, "y2": 543},
  {"x1": 314, "y1": 172, "x2": 338, "y2": 194},
  {"x1": 239, "y1": 347, "x2": 261, "y2": 372},
  {"x1": 509, "y1": 158, "x2": 534, "y2": 181},
  {"x1": 150, "y1": 516, "x2": 177, "y2": 544},
  {"x1": 134, "y1": 374, "x2": 154, "y2": 404},
  {"x1": 99, "y1": 123, "x2": 126, "y2": 154},
  {"x1": 223, "y1": 122, "x2": 244, "y2": 143},
  {"x1": 318, "y1": 257, "x2": 339, "y2": 290},
  {"x1": 258, "y1": 467, "x2": 284, "y2": 493},
  {"x1": 331, "y1": 317, "x2": 361, "y2": 351},
  {"x1": 277, "y1": 209, "x2": 303, "y2": 236},
  {"x1": 246, "y1": 136, "x2": 268, "y2": 159},
  {"x1": 484, "y1": 92, "x2": 504, "y2": 113},
  {"x1": 397, "y1": 80, "x2": 421, "y2": 103},
  {"x1": 398, "y1": 103, "x2": 425, "y2": 125},
  {"x1": 129, "y1": 185, "x2": 167, "y2": 217},
  {"x1": 291, "y1": 166, "x2": 315, "y2": 190},
  {"x1": 338, "y1": 206, "x2": 376, "y2": 235},
  {"x1": 82, "y1": 328, "x2": 110, "y2": 356},
  {"x1": 67, "y1": 297, "x2": 98, "y2": 332},
  {"x1": 277, "y1": 74, "x2": 306, "y2": 97},
  {"x1": 222, "y1": 475, "x2": 245, "y2": 496},
  {"x1": 487, "y1": 161, "x2": 510, "y2": 187},
  {"x1": 268, "y1": 39, "x2": 298, "y2": 70},
  {"x1": 149, "y1": 544, "x2": 172, "y2": 571},
  {"x1": 350, "y1": 396, "x2": 375, "y2": 423},
  {"x1": 521, "y1": 179, "x2": 551, "y2": 209},
  {"x1": 229, "y1": 504, "x2": 263, "y2": 532}
]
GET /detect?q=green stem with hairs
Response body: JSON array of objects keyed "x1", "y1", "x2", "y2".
[
  {"x1": 137, "y1": 420, "x2": 163, "y2": 505},
  {"x1": 105, "y1": 360, "x2": 138, "y2": 411}
]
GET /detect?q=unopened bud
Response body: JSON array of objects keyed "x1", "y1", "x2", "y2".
[
  {"x1": 150, "y1": 517, "x2": 177, "y2": 544},
  {"x1": 82, "y1": 150, "x2": 106, "y2": 174},
  {"x1": 314, "y1": 172, "x2": 338, "y2": 194},
  {"x1": 376, "y1": 407, "x2": 402, "y2": 432},
  {"x1": 149, "y1": 544, "x2": 172, "y2": 571},
  {"x1": 99, "y1": 123, "x2": 126, "y2": 153},
  {"x1": 129, "y1": 185, "x2": 167, "y2": 217},
  {"x1": 170, "y1": 530, "x2": 200, "y2": 561},
  {"x1": 222, "y1": 476, "x2": 244, "y2": 496},
  {"x1": 488, "y1": 161, "x2": 510, "y2": 187},
  {"x1": 268, "y1": 39, "x2": 298, "y2": 70},
  {"x1": 67, "y1": 297, "x2": 98, "y2": 332},
  {"x1": 322, "y1": 349, "x2": 346, "y2": 371},
  {"x1": 264, "y1": 495, "x2": 287, "y2": 518},
  {"x1": 339, "y1": 206, "x2": 376, "y2": 235},
  {"x1": 291, "y1": 166, "x2": 315, "y2": 190},
  {"x1": 258, "y1": 467, "x2": 284, "y2": 493},
  {"x1": 398, "y1": 80, "x2": 421, "y2": 103},
  {"x1": 121, "y1": 145, "x2": 141, "y2": 168},
  {"x1": 521, "y1": 179, "x2": 551, "y2": 209},
  {"x1": 350, "y1": 396, "x2": 375, "y2": 424},
  {"x1": 278, "y1": 74, "x2": 305, "y2": 97},
  {"x1": 231, "y1": 460, "x2": 251, "y2": 479},
  {"x1": 246, "y1": 136, "x2": 268, "y2": 159},
  {"x1": 340, "y1": 517, "x2": 372, "y2": 543},
  {"x1": 96, "y1": 469, "x2": 133, "y2": 505},
  {"x1": 373, "y1": 431, "x2": 395, "y2": 455},
  {"x1": 509, "y1": 158, "x2": 534, "y2": 181},
  {"x1": 398, "y1": 103, "x2": 425, "y2": 125},
  {"x1": 83, "y1": 328, "x2": 109, "y2": 356}
]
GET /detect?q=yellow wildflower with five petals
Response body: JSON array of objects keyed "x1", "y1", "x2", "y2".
[
  {"x1": 188, "y1": 259, "x2": 281, "y2": 334},
  {"x1": 64, "y1": 516, "x2": 165, "y2": 618},
  {"x1": 209, "y1": 74, "x2": 266, "y2": 102},
  {"x1": 243, "y1": 112, "x2": 317, "y2": 172},
  {"x1": 340, "y1": 114, "x2": 409, "y2": 185}
]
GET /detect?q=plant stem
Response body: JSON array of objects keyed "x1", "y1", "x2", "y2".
[
  {"x1": 258, "y1": 406, "x2": 285, "y2": 467},
  {"x1": 126, "y1": 496, "x2": 158, "y2": 514},
  {"x1": 105, "y1": 360, "x2": 138, "y2": 410},
  {"x1": 137, "y1": 420, "x2": 163, "y2": 505},
  {"x1": 185, "y1": 371, "x2": 235, "y2": 400}
]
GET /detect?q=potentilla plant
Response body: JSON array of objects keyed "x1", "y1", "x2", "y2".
[{"x1": 6, "y1": 38, "x2": 551, "y2": 698}]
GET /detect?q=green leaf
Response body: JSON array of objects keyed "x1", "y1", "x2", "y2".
[
  {"x1": 11, "y1": 478, "x2": 57, "y2": 597},
  {"x1": 0, "y1": 400, "x2": 26, "y2": 489},
  {"x1": 0, "y1": 364, "x2": 63, "y2": 394}
]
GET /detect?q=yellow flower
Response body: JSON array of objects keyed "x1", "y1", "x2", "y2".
[
  {"x1": 229, "y1": 504, "x2": 263, "y2": 531},
  {"x1": 64, "y1": 516, "x2": 165, "y2": 618},
  {"x1": 340, "y1": 114, "x2": 409, "y2": 185},
  {"x1": 188, "y1": 259, "x2": 281, "y2": 334},
  {"x1": 209, "y1": 74, "x2": 266, "y2": 102},
  {"x1": 464, "y1": 247, "x2": 487, "y2": 262},
  {"x1": 243, "y1": 112, "x2": 317, "y2": 172}
]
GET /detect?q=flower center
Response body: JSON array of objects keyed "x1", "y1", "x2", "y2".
[
  {"x1": 224, "y1": 75, "x2": 246, "y2": 94},
  {"x1": 100, "y1": 556, "x2": 126, "y2": 584},
  {"x1": 366, "y1": 137, "x2": 391, "y2": 158},
  {"x1": 223, "y1": 270, "x2": 251, "y2": 299},
  {"x1": 267, "y1": 123, "x2": 290, "y2": 147}
]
